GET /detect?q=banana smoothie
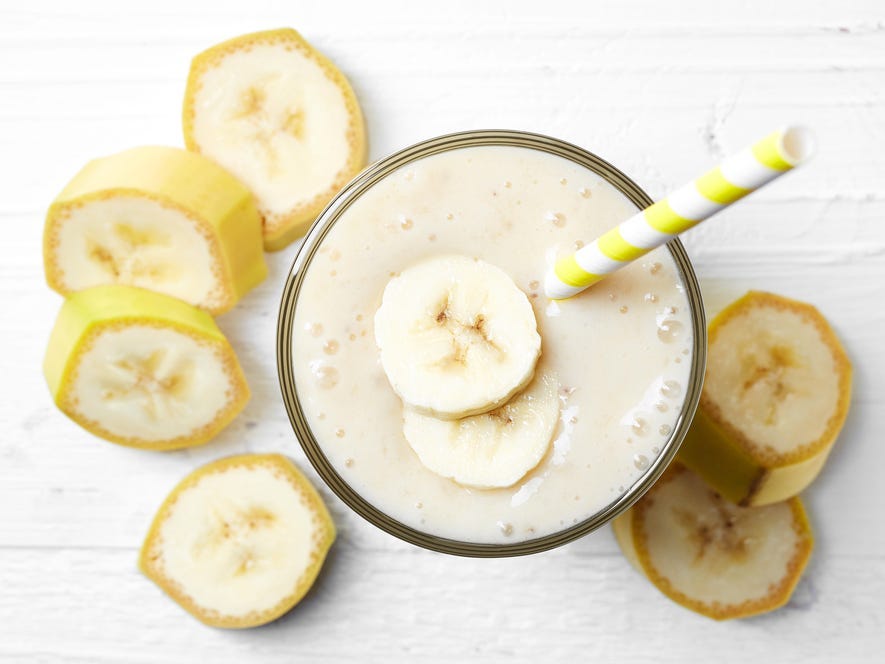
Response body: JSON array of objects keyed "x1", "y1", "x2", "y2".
[{"x1": 291, "y1": 144, "x2": 695, "y2": 544}]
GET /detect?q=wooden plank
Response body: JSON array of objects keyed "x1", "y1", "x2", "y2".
[
  {"x1": 3, "y1": 0, "x2": 883, "y2": 35},
  {"x1": 1, "y1": 1, "x2": 883, "y2": 661},
  {"x1": 0, "y1": 547, "x2": 882, "y2": 662}
]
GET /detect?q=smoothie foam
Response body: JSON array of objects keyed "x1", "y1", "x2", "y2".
[{"x1": 291, "y1": 145, "x2": 693, "y2": 544}]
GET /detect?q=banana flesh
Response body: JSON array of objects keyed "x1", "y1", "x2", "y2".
[
  {"x1": 678, "y1": 291, "x2": 852, "y2": 505},
  {"x1": 613, "y1": 464, "x2": 813, "y2": 620},
  {"x1": 140, "y1": 454, "x2": 335, "y2": 628},
  {"x1": 375, "y1": 255, "x2": 541, "y2": 420},
  {"x1": 43, "y1": 146, "x2": 267, "y2": 315},
  {"x1": 402, "y1": 372, "x2": 559, "y2": 489},
  {"x1": 43, "y1": 285, "x2": 249, "y2": 450},
  {"x1": 183, "y1": 28, "x2": 367, "y2": 250}
]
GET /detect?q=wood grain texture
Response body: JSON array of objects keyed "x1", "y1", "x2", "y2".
[{"x1": 1, "y1": 0, "x2": 884, "y2": 661}]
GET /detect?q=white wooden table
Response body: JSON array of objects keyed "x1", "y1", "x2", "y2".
[{"x1": 2, "y1": 1, "x2": 883, "y2": 661}]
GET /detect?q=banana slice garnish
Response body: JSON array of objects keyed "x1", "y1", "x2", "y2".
[
  {"x1": 403, "y1": 372, "x2": 559, "y2": 489},
  {"x1": 140, "y1": 454, "x2": 335, "y2": 628},
  {"x1": 375, "y1": 255, "x2": 541, "y2": 420}
]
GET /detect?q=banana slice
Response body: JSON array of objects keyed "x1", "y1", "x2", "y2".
[
  {"x1": 612, "y1": 464, "x2": 813, "y2": 621},
  {"x1": 140, "y1": 454, "x2": 335, "y2": 628},
  {"x1": 402, "y1": 372, "x2": 559, "y2": 489},
  {"x1": 43, "y1": 285, "x2": 249, "y2": 450},
  {"x1": 678, "y1": 291, "x2": 852, "y2": 506},
  {"x1": 183, "y1": 28, "x2": 367, "y2": 250},
  {"x1": 44, "y1": 146, "x2": 267, "y2": 315},
  {"x1": 375, "y1": 255, "x2": 542, "y2": 420}
]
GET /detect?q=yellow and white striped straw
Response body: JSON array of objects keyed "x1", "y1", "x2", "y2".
[{"x1": 544, "y1": 126, "x2": 816, "y2": 300}]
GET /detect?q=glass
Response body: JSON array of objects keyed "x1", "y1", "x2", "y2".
[{"x1": 277, "y1": 130, "x2": 706, "y2": 557}]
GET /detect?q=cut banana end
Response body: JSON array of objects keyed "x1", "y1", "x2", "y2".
[
  {"x1": 403, "y1": 372, "x2": 559, "y2": 489},
  {"x1": 183, "y1": 28, "x2": 367, "y2": 250},
  {"x1": 375, "y1": 255, "x2": 542, "y2": 420},
  {"x1": 43, "y1": 285, "x2": 249, "y2": 450},
  {"x1": 44, "y1": 146, "x2": 267, "y2": 315},
  {"x1": 613, "y1": 464, "x2": 813, "y2": 621},
  {"x1": 678, "y1": 291, "x2": 852, "y2": 506},
  {"x1": 140, "y1": 454, "x2": 335, "y2": 628}
]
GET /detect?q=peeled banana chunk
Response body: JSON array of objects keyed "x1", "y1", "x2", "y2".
[
  {"x1": 140, "y1": 454, "x2": 336, "y2": 628},
  {"x1": 375, "y1": 255, "x2": 542, "y2": 420},
  {"x1": 613, "y1": 464, "x2": 813, "y2": 620},
  {"x1": 403, "y1": 372, "x2": 560, "y2": 489},
  {"x1": 43, "y1": 285, "x2": 250, "y2": 450},
  {"x1": 43, "y1": 146, "x2": 267, "y2": 315},
  {"x1": 183, "y1": 28, "x2": 367, "y2": 250},
  {"x1": 678, "y1": 291, "x2": 852, "y2": 505}
]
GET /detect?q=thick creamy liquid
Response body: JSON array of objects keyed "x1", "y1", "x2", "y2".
[{"x1": 292, "y1": 146, "x2": 694, "y2": 544}]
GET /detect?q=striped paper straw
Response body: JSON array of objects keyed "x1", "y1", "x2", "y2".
[{"x1": 544, "y1": 126, "x2": 815, "y2": 300}]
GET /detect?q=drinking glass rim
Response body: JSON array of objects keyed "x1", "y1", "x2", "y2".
[{"x1": 277, "y1": 129, "x2": 706, "y2": 557}]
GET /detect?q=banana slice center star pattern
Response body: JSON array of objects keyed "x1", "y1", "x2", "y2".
[
  {"x1": 738, "y1": 341, "x2": 802, "y2": 426},
  {"x1": 672, "y1": 498, "x2": 752, "y2": 568},
  {"x1": 431, "y1": 298, "x2": 504, "y2": 369},
  {"x1": 102, "y1": 349, "x2": 194, "y2": 421},
  {"x1": 229, "y1": 78, "x2": 307, "y2": 177},
  {"x1": 192, "y1": 503, "x2": 278, "y2": 577},
  {"x1": 88, "y1": 222, "x2": 178, "y2": 286}
]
